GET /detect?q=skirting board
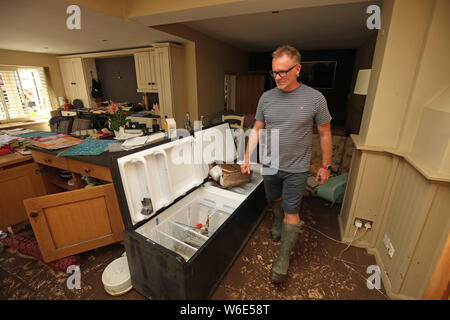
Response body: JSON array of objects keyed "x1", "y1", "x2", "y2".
[
  {"x1": 338, "y1": 215, "x2": 416, "y2": 300},
  {"x1": 367, "y1": 247, "x2": 416, "y2": 300}
]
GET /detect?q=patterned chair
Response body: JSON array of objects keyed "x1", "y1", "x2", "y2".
[
  {"x1": 222, "y1": 114, "x2": 244, "y2": 129},
  {"x1": 305, "y1": 133, "x2": 355, "y2": 198}
]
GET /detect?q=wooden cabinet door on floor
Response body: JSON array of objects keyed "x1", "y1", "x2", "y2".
[
  {"x1": 23, "y1": 183, "x2": 124, "y2": 262},
  {"x1": 0, "y1": 162, "x2": 46, "y2": 230}
]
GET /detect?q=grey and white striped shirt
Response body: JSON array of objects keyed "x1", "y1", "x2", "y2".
[{"x1": 255, "y1": 83, "x2": 331, "y2": 172}]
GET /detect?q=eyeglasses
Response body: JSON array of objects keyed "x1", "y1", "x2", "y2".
[{"x1": 270, "y1": 64, "x2": 298, "y2": 78}]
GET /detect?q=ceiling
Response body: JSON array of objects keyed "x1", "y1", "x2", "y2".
[
  {"x1": 0, "y1": 0, "x2": 382, "y2": 55},
  {"x1": 181, "y1": 1, "x2": 382, "y2": 51},
  {"x1": 0, "y1": 0, "x2": 188, "y2": 55}
]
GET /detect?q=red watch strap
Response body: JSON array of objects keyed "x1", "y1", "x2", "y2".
[{"x1": 321, "y1": 164, "x2": 331, "y2": 170}]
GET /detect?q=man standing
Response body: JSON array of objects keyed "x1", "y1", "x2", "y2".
[{"x1": 241, "y1": 45, "x2": 333, "y2": 283}]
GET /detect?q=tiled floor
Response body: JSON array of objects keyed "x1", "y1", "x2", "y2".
[{"x1": 0, "y1": 197, "x2": 388, "y2": 300}]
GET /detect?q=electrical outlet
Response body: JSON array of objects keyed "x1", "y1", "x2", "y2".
[{"x1": 354, "y1": 218, "x2": 374, "y2": 229}]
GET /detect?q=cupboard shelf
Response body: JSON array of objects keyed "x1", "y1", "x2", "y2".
[{"x1": 25, "y1": 149, "x2": 124, "y2": 262}]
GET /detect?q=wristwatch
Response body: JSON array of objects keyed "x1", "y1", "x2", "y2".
[{"x1": 321, "y1": 164, "x2": 332, "y2": 171}]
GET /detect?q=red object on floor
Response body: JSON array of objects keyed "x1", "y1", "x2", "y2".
[
  {"x1": 2, "y1": 235, "x2": 81, "y2": 272},
  {"x1": 0, "y1": 144, "x2": 12, "y2": 154}
]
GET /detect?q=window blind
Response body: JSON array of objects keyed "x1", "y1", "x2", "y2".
[
  {"x1": 37, "y1": 67, "x2": 52, "y2": 115},
  {"x1": 0, "y1": 91, "x2": 6, "y2": 121},
  {"x1": 0, "y1": 65, "x2": 52, "y2": 122}
]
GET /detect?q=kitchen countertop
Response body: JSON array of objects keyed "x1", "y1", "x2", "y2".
[
  {"x1": 27, "y1": 137, "x2": 170, "y2": 168},
  {"x1": 0, "y1": 152, "x2": 33, "y2": 169}
]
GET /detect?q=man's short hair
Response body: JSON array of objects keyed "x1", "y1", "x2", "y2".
[{"x1": 272, "y1": 45, "x2": 301, "y2": 64}]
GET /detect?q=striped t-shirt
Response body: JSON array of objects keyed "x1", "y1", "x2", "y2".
[{"x1": 255, "y1": 83, "x2": 332, "y2": 173}]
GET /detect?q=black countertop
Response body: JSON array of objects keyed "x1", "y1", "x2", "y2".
[
  {"x1": 28, "y1": 137, "x2": 171, "y2": 169},
  {"x1": 26, "y1": 126, "x2": 203, "y2": 169},
  {"x1": 28, "y1": 142, "x2": 133, "y2": 168}
]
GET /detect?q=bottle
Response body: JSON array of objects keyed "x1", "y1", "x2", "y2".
[
  {"x1": 150, "y1": 103, "x2": 155, "y2": 115},
  {"x1": 184, "y1": 112, "x2": 192, "y2": 131},
  {"x1": 164, "y1": 115, "x2": 169, "y2": 139},
  {"x1": 194, "y1": 116, "x2": 204, "y2": 131}
]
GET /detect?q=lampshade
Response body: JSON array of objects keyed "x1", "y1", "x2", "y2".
[{"x1": 354, "y1": 69, "x2": 372, "y2": 95}]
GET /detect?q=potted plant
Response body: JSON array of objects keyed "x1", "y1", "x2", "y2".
[{"x1": 103, "y1": 101, "x2": 130, "y2": 137}]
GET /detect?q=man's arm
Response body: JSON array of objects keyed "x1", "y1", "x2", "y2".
[
  {"x1": 316, "y1": 121, "x2": 333, "y2": 185},
  {"x1": 241, "y1": 120, "x2": 265, "y2": 174}
]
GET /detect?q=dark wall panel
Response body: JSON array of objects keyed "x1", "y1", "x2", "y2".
[
  {"x1": 95, "y1": 56, "x2": 143, "y2": 104},
  {"x1": 248, "y1": 49, "x2": 356, "y2": 127}
]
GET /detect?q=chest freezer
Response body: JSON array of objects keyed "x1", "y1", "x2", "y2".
[{"x1": 110, "y1": 123, "x2": 266, "y2": 299}]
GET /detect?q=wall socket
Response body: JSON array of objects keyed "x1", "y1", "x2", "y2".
[{"x1": 353, "y1": 218, "x2": 373, "y2": 229}]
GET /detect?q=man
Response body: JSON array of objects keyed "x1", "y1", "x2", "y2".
[{"x1": 241, "y1": 45, "x2": 333, "y2": 283}]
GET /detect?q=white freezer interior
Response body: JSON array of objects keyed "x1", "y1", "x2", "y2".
[
  {"x1": 117, "y1": 136, "x2": 206, "y2": 226},
  {"x1": 136, "y1": 186, "x2": 251, "y2": 261},
  {"x1": 116, "y1": 124, "x2": 263, "y2": 262},
  {"x1": 129, "y1": 166, "x2": 263, "y2": 262}
]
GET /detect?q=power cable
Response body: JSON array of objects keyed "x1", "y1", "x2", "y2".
[{"x1": 303, "y1": 223, "x2": 389, "y2": 299}]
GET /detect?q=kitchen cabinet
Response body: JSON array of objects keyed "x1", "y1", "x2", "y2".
[
  {"x1": 57, "y1": 43, "x2": 187, "y2": 124},
  {"x1": 153, "y1": 46, "x2": 173, "y2": 120},
  {"x1": 110, "y1": 123, "x2": 266, "y2": 299},
  {"x1": 0, "y1": 154, "x2": 46, "y2": 230},
  {"x1": 154, "y1": 44, "x2": 186, "y2": 123},
  {"x1": 134, "y1": 44, "x2": 185, "y2": 123},
  {"x1": 134, "y1": 51, "x2": 158, "y2": 93},
  {"x1": 58, "y1": 57, "x2": 97, "y2": 108},
  {"x1": 23, "y1": 150, "x2": 124, "y2": 262}
]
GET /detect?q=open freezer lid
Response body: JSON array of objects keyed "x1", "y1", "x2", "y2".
[
  {"x1": 194, "y1": 122, "x2": 237, "y2": 178},
  {"x1": 115, "y1": 135, "x2": 206, "y2": 227},
  {"x1": 112, "y1": 122, "x2": 238, "y2": 228}
]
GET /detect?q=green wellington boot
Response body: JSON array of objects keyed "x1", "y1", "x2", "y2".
[
  {"x1": 270, "y1": 201, "x2": 284, "y2": 242},
  {"x1": 270, "y1": 221, "x2": 305, "y2": 283}
]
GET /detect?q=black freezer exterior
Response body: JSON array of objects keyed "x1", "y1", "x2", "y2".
[{"x1": 109, "y1": 123, "x2": 266, "y2": 299}]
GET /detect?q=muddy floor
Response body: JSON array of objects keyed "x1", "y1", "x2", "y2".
[{"x1": 0, "y1": 197, "x2": 388, "y2": 300}]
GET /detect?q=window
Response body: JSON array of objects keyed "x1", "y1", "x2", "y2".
[{"x1": 0, "y1": 66, "x2": 52, "y2": 122}]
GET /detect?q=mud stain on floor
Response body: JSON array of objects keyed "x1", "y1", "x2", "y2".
[
  {"x1": 0, "y1": 234, "x2": 144, "y2": 300},
  {"x1": 0, "y1": 197, "x2": 387, "y2": 300},
  {"x1": 210, "y1": 198, "x2": 388, "y2": 300}
]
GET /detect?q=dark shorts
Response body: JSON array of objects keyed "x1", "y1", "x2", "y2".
[{"x1": 263, "y1": 170, "x2": 308, "y2": 214}]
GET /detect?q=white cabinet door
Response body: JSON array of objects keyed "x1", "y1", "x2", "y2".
[
  {"x1": 149, "y1": 51, "x2": 159, "y2": 91},
  {"x1": 59, "y1": 58, "x2": 76, "y2": 103},
  {"x1": 134, "y1": 51, "x2": 158, "y2": 92},
  {"x1": 134, "y1": 52, "x2": 149, "y2": 91},
  {"x1": 71, "y1": 58, "x2": 90, "y2": 108},
  {"x1": 154, "y1": 47, "x2": 173, "y2": 118},
  {"x1": 58, "y1": 58, "x2": 90, "y2": 107}
]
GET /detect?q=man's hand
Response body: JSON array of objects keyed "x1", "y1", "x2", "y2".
[
  {"x1": 316, "y1": 167, "x2": 331, "y2": 185},
  {"x1": 241, "y1": 161, "x2": 251, "y2": 174},
  {"x1": 241, "y1": 120, "x2": 264, "y2": 175}
]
